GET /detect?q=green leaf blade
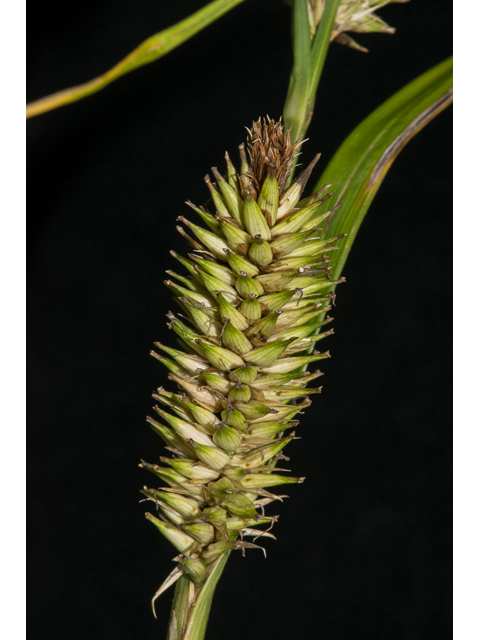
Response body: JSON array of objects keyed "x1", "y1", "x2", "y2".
[
  {"x1": 26, "y1": 0, "x2": 246, "y2": 118},
  {"x1": 313, "y1": 56, "x2": 453, "y2": 280}
]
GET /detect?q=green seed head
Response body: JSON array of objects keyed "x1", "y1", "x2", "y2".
[{"x1": 143, "y1": 117, "x2": 345, "y2": 603}]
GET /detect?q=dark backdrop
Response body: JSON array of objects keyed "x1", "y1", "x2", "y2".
[{"x1": 27, "y1": 1, "x2": 452, "y2": 638}]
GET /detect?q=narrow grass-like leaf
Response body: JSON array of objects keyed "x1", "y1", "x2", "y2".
[
  {"x1": 26, "y1": 0, "x2": 246, "y2": 118},
  {"x1": 312, "y1": 56, "x2": 453, "y2": 280}
]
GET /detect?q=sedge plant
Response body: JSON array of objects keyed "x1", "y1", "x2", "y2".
[{"x1": 27, "y1": 1, "x2": 452, "y2": 638}]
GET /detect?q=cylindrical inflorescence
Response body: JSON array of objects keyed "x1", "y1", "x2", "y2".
[{"x1": 142, "y1": 117, "x2": 345, "y2": 609}]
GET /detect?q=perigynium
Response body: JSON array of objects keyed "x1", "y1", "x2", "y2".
[{"x1": 141, "y1": 116, "x2": 346, "y2": 630}]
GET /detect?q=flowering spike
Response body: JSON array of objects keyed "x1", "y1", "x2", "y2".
[{"x1": 143, "y1": 118, "x2": 346, "y2": 605}]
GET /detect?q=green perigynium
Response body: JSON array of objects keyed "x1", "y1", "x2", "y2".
[{"x1": 142, "y1": 117, "x2": 345, "y2": 619}]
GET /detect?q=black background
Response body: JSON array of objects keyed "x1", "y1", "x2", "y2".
[{"x1": 27, "y1": 1, "x2": 452, "y2": 638}]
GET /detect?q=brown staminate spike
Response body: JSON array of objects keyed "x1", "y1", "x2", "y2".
[
  {"x1": 143, "y1": 117, "x2": 346, "y2": 615},
  {"x1": 246, "y1": 116, "x2": 304, "y2": 195}
]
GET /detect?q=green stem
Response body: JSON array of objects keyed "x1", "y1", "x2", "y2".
[
  {"x1": 167, "y1": 552, "x2": 230, "y2": 640},
  {"x1": 283, "y1": 0, "x2": 340, "y2": 143}
]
